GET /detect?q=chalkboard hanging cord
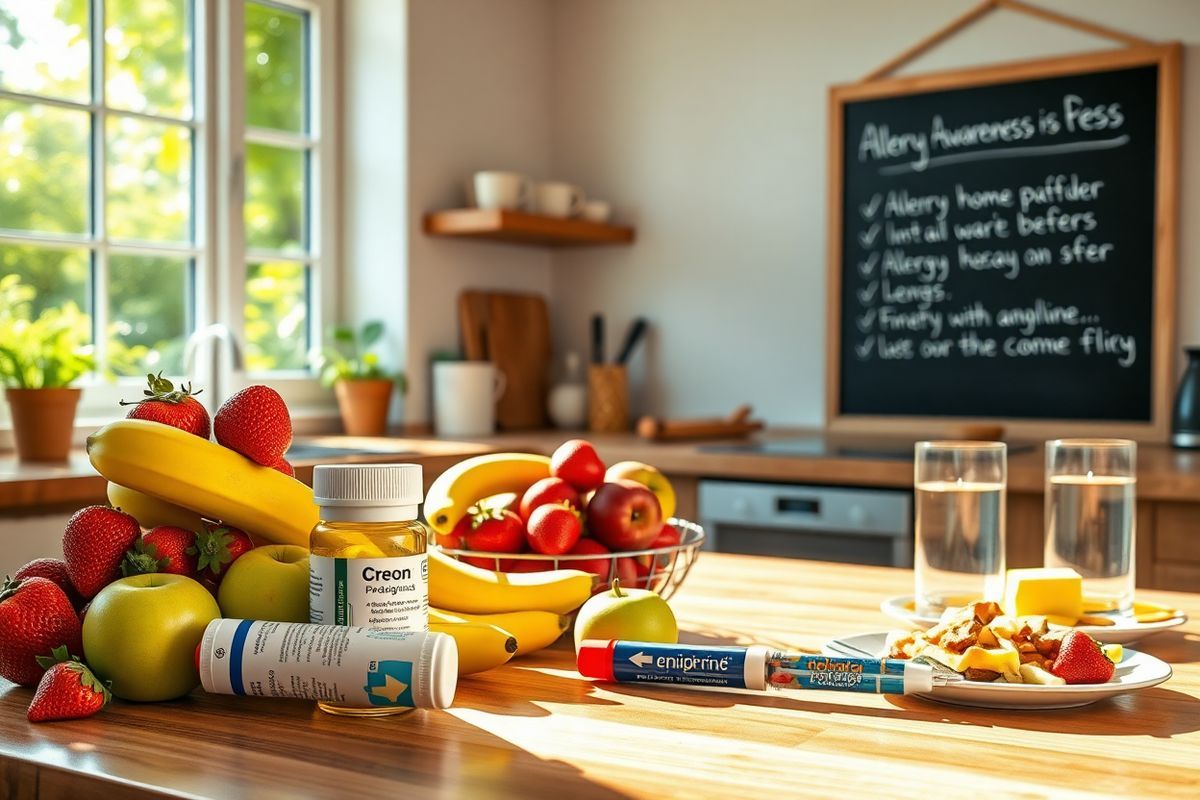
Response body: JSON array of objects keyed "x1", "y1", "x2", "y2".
[{"x1": 861, "y1": 0, "x2": 1155, "y2": 83}]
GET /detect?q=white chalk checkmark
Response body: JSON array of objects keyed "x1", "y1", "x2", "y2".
[
  {"x1": 857, "y1": 252, "x2": 880, "y2": 277},
  {"x1": 855, "y1": 338, "x2": 875, "y2": 358},
  {"x1": 856, "y1": 309, "x2": 876, "y2": 332},
  {"x1": 858, "y1": 223, "x2": 882, "y2": 248},
  {"x1": 859, "y1": 193, "x2": 883, "y2": 220},
  {"x1": 857, "y1": 281, "x2": 878, "y2": 304}
]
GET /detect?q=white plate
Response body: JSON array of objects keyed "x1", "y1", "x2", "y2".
[
  {"x1": 824, "y1": 632, "x2": 1172, "y2": 710},
  {"x1": 880, "y1": 595, "x2": 1187, "y2": 645}
]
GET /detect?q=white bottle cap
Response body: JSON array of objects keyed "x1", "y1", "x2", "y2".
[
  {"x1": 419, "y1": 631, "x2": 459, "y2": 709},
  {"x1": 313, "y1": 463, "x2": 424, "y2": 522}
]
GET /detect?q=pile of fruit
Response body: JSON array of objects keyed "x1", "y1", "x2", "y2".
[
  {"x1": 1, "y1": 375, "x2": 306, "y2": 721},
  {"x1": 1, "y1": 378, "x2": 689, "y2": 722},
  {"x1": 427, "y1": 439, "x2": 684, "y2": 590}
]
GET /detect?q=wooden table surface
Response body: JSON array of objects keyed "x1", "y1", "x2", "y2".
[{"x1": 1, "y1": 553, "x2": 1198, "y2": 799}]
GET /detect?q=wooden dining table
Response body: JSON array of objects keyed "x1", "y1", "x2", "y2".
[{"x1": 1, "y1": 552, "x2": 1198, "y2": 799}]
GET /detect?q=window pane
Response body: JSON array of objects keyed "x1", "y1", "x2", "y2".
[
  {"x1": 244, "y1": 1, "x2": 305, "y2": 133},
  {"x1": 104, "y1": 0, "x2": 191, "y2": 118},
  {"x1": 245, "y1": 142, "x2": 305, "y2": 251},
  {"x1": 0, "y1": 243, "x2": 90, "y2": 320},
  {"x1": 106, "y1": 116, "x2": 191, "y2": 243},
  {"x1": 245, "y1": 260, "x2": 307, "y2": 372},
  {"x1": 0, "y1": 100, "x2": 89, "y2": 235},
  {"x1": 0, "y1": 0, "x2": 90, "y2": 102},
  {"x1": 108, "y1": 253, "x2": 188, "y2": 376}
]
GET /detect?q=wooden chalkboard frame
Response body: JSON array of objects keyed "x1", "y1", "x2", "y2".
[{"x1": 825, "y1": 42, "x2": 1181, "y2": 440}]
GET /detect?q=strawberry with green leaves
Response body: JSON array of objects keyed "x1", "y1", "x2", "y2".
[
  {"x1": 62, "y1": 505, "x2": 142, "y2": 599},
  {"x1": 189, "y1": 523, "x2": 254, "y2": 584},
  {"x1": 0, "y1": 576, "x2": 84, "y2": 686},
  {"x1": 120, "y1": 372, "x2": 210, "y2": 439},
  {"x1": 27, "y1": 646, "x2": 111, "y2": 723},
  {"x1": 121, "y1": 526, "x2": 199, "y2": 577}
]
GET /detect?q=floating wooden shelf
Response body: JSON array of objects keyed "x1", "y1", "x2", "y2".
[{"x1": 423, "y1": 208, "x2": 635, "y2": 247}]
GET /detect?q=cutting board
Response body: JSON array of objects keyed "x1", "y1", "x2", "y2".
[{"x1": 458, "y1": 290, "x2": 551, "y2": 430}]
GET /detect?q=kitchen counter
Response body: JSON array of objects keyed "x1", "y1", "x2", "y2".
[
  {"x1": 6, "y1": 428, "x2": 1200, "y2": 589},
  {"x1": 10, "y1": 427, "x2": 1200, "y2": 509},
  {"x1": 1, "y1": 553, "x2": 1197, "y2": 798}
]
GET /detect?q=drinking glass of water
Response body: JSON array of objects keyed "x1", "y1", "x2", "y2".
[
  {"x1": 1044, "y1": 439, "x2": 1136, "y2": 614},
  {"x1": 914, "y1": 441, "x2": 1007, "y2": 616}
]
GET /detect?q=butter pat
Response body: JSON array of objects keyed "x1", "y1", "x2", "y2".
[{"x1": 1003, "y1": 567, "x2": 1083, "y2": 622}]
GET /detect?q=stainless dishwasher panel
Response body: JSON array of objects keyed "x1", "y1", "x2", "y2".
[{"x1": 698, "y1": 480, "x2": 913, "y2": 568}]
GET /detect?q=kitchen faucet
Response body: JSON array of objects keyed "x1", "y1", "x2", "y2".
[{"x1": 183, "y1": 324, "x2": 243, "y2": 411}]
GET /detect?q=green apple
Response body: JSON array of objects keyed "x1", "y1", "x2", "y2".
[
  {"x1": 82, "y1": 574, "x2": 221, "y2": 701},
  {"x1": 573, "y1": 578, "x2": 678, "y2": 652},
  {"x1": 218, "y1": 544, "x2": 310, "y2": 623},
  {"x1": 605, "y1": 461, "x2": 676, "y2": 521}
]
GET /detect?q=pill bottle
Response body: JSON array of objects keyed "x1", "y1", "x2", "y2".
[
  {"x1": 309, "y1": 463, "x2": 429, "y2": 715},
  {"x1": 198, "y1": 619, "x2": 457, "y2": 715}
]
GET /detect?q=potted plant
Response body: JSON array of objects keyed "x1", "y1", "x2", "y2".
[
  {"x1": 314, "y1": 321, "x2": 406, "y2": 436},
  {"x1": 0, "y1": 276, "x2": 95, "y2": 461}
]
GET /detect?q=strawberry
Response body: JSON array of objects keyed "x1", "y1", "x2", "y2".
[
  {"x1": 189, "y1": 523, "x2": 254, "y2": 582},
  {"x1": 0, "y1": 577, "x2": 84, "y2": 686},
  {"x1": 214, "y1": 385, "x2": 292, "y2": 465},
  {"x1": 526, "y1": 503, "x2": 583, "y2": 555},
  {"x1": 451, "y1": 506, "x2": 525, "y2": 554},
  {"x1": 120, "y1": 372, "x2": 210, "y2": 439},
  {"x1": 1050, "y1": 630, "x2": 1116, "y2": 685},
  {"x1": 14, "y1": 558, "x2": 84, "y2": 611},
  {"x1": 27, "y1": 646, "x2": 110, "y2": 722},
  {"x1": 271, "y1": 457, "x2": 295, "y2": 478},
  {"x1": 62, "y1": 506, "x2": 142, "y2": 599},
  {"x1": 121, "y1": 526, "x2": 199, "y2": 577}
]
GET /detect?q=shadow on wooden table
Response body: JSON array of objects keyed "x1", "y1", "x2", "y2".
[
  {"x1": 594, "y1": 675, "x2": 1200, "y2": 739},
  {"x1": 0, "y1": 681, "x2": 633, "y2": 799}
]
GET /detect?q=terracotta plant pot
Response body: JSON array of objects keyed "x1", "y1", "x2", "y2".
[
  {"x1": 6, "y1": 387, "x2": 82, "y2": 462},
  {"x1": 334, "y1": 379, "x2": 394, "y2": 436}
]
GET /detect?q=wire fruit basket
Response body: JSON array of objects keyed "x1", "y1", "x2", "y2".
[{"x1": 436, "y1": 518, "x2": 705, "y2": 601}]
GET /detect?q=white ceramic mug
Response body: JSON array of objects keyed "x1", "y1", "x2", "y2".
[
  {"x1": 473, "y1": 171, "x2": 532, "y2": 211},
  {"x1": 580, "y1": 200, "x2": 611, "y2": 223},
  {"x1": 535, "y1": 182, "x2": 585, "y2": 218},
  {"x1": 432, "y1": 361, "x2": 507, "y2": 436}
]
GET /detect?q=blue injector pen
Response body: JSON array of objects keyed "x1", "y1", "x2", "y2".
[{"x1": 577, "y1": 639, "x2": 954, "y2": 695}]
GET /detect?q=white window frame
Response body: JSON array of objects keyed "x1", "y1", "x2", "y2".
[
  {"x1": 214, "y1": 0, "x2": 340, "y2": 421},
  {"x1": 0, "y1": 0, "x2": 340, "y2": 436}
]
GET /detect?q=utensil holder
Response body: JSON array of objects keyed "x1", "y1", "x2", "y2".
[{"x1": 588, "y1": 364, "x2": 628, "y2": 433}]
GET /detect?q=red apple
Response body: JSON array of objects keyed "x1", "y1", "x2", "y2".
[
  {"x1": 630, "y1": 557, "x2": 667, "y2": 591},
  {"x1": 551, "y1": 439, "x2": 605, "y2": 492},
  {"x1": 587, "y1": 480, "x2": 663, "y2": 551},
  {"x1": 505, "y1": 559, "x2": 552, "y2": 573},
  {"x1": 519, "y1": 477, "x2": 581, "y2": 522}
]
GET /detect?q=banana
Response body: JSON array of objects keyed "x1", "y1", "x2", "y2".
[
  {"x1": 424, "y1": 453, "x2": 551, "y2": 534},
  {"x1": 428, "y1": 548, "x2": 593, "y2": 615},
  {"x1": 87, "y1": 420, "x2": 317, "y2": 547},
  {"x1": 429, "y1": 621, "x2": 518, "y2": 675},
  {"x1": 107, "y1": 482, "x2": 206, "y2": 531},
  {"x1": 431, "y1": 607, "x2": 568, "y2": 656}
]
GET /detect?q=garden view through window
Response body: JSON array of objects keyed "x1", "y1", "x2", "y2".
[{"x1": 0, "y1": 0, "x2": 321, "y2": 390}]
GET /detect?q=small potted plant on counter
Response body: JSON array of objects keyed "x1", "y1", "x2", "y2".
[
  {"x1": 313, "y1": 320, "x2": 406, "y2": 436},
  {"x1": 0, "y1": 276, "x2": 95, "y2": 461}
]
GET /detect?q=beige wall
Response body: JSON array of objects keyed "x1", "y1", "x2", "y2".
[
  {"x1": 404, "y1": 0, "x2": 555, "y2": 424},
  {"x1": 0, "y1": 513, "x2": 71, "y2": 577},
  {"x1": 547, "y1": 0, "x2": 1200, "y2": 426}
]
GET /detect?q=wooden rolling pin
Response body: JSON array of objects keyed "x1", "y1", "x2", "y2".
[{"x1": 637, "y1": 405, "x2": 764, "y2": 441}]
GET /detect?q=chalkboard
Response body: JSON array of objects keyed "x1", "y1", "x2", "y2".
[{"x1": 826, "y1": 46, "x2": 1180, "y2": 437}]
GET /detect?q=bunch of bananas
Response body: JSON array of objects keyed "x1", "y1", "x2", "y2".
[{"x1": 88, "y1": 422, "x2": 593, "y2": 676}]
